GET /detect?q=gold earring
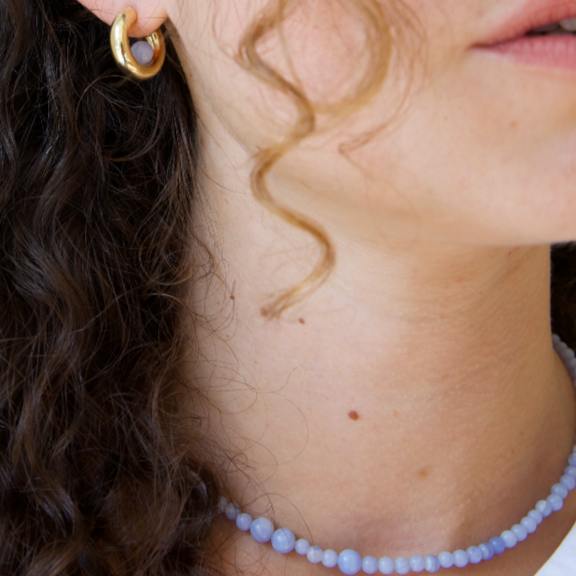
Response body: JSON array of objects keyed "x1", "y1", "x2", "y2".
[{"x1": 110, "y1": 7, "x2": 166, "y2": 80}]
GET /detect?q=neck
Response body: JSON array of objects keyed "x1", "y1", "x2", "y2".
[{"x1": 187, "y1": 157, "x2": 576, "y2": 572}]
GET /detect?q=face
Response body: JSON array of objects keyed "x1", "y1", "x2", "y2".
[{"x1": 163, "y1": 0, "x2": 576, "y2": 247}]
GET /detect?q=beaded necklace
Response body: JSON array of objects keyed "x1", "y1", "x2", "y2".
[{"x1": 219, "y1": 334, "x2": 576, "y2": 575}]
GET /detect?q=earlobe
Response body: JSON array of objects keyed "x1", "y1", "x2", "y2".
[{"x1": 76, "y1": 0, "x2": 168, "y2": 37}]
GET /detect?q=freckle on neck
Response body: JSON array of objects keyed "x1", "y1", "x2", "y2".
[
  {"x1": 418, "y1": 467, "x2": 430, "y2": 479},
  {"x1": 348, "y1": 410, "x2": 359, "y2": 421}
]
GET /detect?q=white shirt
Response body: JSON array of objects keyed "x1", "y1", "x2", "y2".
[{"x1": 536, "y1": 520, "x2": 576, "y2": 575}]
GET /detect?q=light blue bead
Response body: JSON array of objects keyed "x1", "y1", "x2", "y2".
[
  {"x1": 271, "y1": 528, "x2": 295, "y2": 554},
  {"x1": 521, "y1": 516, "x2": 537, "y2": 534},
  {"x1": 479, "y1": 543, "x2": 494, "y2": 561},
  {"x1": 322, "y1": 550, "x2": 338, "y2": 568},
  {"x1": 552, "y1": 484, "x2": 569, "y2": 499},
  {"x1": 134, "y1": 40, "x2": 157, "y2": 66},
  {"x1": 362, "y1": 556, "x2": 378, "y2": 574},
  {"x1": 467, "y1": 546, "x2": 482, "y2": 564},
  {"x1": 338, "y1": 550, "x2": 362, "y2": 575},
  {"x1": 236, "y1": 513, "x2": 252, "y2": 531},
  {"x1": 295, "y1": 539, "x2": 310, "y2": 555},
  {"x1": 250, "y1": 517, "x2": 274, "y2": 543},
  {"x1": 409, "y1": 555, "x2": 425, "y2": 572},
  {"x1": 569, "y1": 454, "x2": 576, "y2": 467},
  {"x1": 490, "y1": 536, "x2": 506, "y2": 554},
  {"x1": 453, "y1": 550, "x2": 468, "y2": 568},
  {"x1": 424, "y1": 555, "x2": 440, "y2": 573},
  {"x1": 224, "y1": 503, "x2": 241, "y2": 521},
  {"x1": 219, "y1": 496, "x2": 228, "y2": 513},
  {"x1": 501, "y1": 530, "x2": 518, "y2": 549},
  {"x1": 378, "y1": 557, "x2": 395, "y2": 574},
  {"x1": 512, "y1": 524, "x2": 528, "y2": 542},
  {"x1": 565, "y1": 466, "x2": 576, "y2": 479},
  {"x1": 394, "y1": 558, "x2": 410, "y2": 575},
  {"x1": 307, "y1": 545, "x2": 323, "y2": 564},
  {"x1": 131, "y1": 41, "x2": 155, "y2": 65},
  {"x1": 536, "y1": 499, "x2": 553, "y2": 517},
  {"x1": 528, "y1": 509, "x2": 543, "y2": 525},
  {"x1": 438, "y1": 552, "x2": 454, "y2": 569},
  {"x1": 548, "y1": 494, "x2": 563, "y2": 511},
  {"x1": 560, "y1": 475, "x2": 576, "y2": 491}
]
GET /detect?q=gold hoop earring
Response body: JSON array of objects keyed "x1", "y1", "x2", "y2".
[{"x1": 110, "y1": 7, "x2": 165, "y2": 80}]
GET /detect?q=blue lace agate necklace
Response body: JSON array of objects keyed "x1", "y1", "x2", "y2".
[{"x1": 219, "y1": 334, "x2": 576, "y2": 575}]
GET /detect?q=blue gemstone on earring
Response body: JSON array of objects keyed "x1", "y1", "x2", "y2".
[
  {"x1": 250, "y1": 517, "x2": 274, "y2": 543},
  {"x1": 338, "y1": 549, "x2": 362, "y2": 575},
  {"x1": 131, "y1": 40, "x2": 154, "y2": 66},
  {"x1": 489, "y1": 537, "x2": 506, "y2": 554},
  {"x1": 271, "y1": 528, "x2": 295, "y2": 554}
]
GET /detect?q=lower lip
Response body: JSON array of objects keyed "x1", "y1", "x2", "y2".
[{"x1": 478, "y1": 35, "x2": 576, "y2": 72}]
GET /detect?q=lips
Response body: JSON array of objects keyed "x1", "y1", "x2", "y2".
[
  {"x1": 481, "y1": 0, "x2": 576, "y2": 45},
  {"x1": 476, "y1": 1, "x2": 576, "y2": 72}
]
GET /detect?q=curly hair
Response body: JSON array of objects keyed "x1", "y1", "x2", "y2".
[
  {"x1": 1, "y1": 0, "x2": 576, "y2": 575},
  {"x1": 0, "y1": 1, "x2": 217, "y2": 574}
]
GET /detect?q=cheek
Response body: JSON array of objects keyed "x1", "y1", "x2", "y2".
[
  {"x1": 174, "y1": 0, "x2": 372, "y2": 153},
  {"x1": 349, "y1": 54, "x2": 576, "y2": 245},
  {"x1": 175, "y1": 0, "x2": 576, "y2": 246},
  {"x1": 272, "y1": 1, "x2": 372, "y2": 103}
]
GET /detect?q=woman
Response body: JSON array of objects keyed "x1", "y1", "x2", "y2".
[{"x1": 1, "y1": 0, "x2": 576, "y2": 574}]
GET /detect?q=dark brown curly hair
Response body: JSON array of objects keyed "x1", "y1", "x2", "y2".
[
  {"x1": 1, "y1": 0, "x2": 576, "y2": 575},
  {"x1": 0, "y1": 1, "x2": 218, "y2": 574}
]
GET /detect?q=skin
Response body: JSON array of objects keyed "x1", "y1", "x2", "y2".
[{"x1": 80, "y1": 0, "x2": 576, "y2": 574}]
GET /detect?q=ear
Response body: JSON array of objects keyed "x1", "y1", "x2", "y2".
[{"x1": 76, "y1": 0, "x2": 168, "y2": 37}]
